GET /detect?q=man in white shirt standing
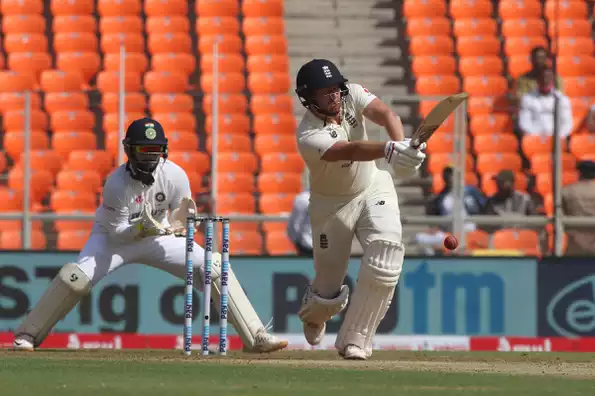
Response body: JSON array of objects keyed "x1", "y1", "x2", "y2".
[
  {"x1": 13, "y1": 117, "x2": 287, "y2": 354},
  {"x1": 518, "y1": 67, "x2": 573, "y2": 138},
  {"x1": 294, "y1": 59, "x2": 426, "y2": 360},
  {"x1": 287, "y1": 189, "x2": 313, "y2": 256}
]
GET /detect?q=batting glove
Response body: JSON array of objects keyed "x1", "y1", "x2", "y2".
[{"x1": 384, "y1": 139, "x2": 426, "y2": 169}]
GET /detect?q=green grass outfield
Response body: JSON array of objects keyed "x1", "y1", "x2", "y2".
[{"x1": 2, "y1": 350, "x2": 595, "y2": 395}]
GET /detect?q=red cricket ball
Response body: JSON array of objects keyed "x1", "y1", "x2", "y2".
[{"x1": 444, "y1": 235, "x2": 459, "y2": 251}]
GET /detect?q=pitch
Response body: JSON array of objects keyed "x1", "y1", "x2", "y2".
[{"x1": 2, "y1": 349, "x2": 595, "y2": 395}]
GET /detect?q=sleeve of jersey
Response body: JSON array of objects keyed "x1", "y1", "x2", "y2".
[
  {"x1": 350, "y1": 83, "x2": 377, "y2": 112},
  {"x1": 298, "y1": 131, "x2": 337, "y2": 161},
  {"x1": 97, "y1": 180, "x2": 142, "y2": 242},
  {"x1": 168, "y1": 165, "x2": 192, "y2": 211}
]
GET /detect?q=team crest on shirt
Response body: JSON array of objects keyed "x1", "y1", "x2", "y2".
[{"x1": 155, "y1": 192, "x2": 166, "y2": 202}]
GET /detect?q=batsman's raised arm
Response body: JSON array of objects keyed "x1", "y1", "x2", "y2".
[{"x1": 361, "y1": 98, "x2": 405, "y2": 142}]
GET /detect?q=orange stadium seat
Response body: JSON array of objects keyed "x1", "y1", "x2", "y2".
[
  {"x1": 459, "y1": 57, "x2": 503, "y2": 77},
  {"x1": 8, "y1": 168, "x2": 54, "y2": 202},
  {"x1": 56, "y1": 52, "x2": 101, "y2": 83},
  {"x1": 508, "y1": 55, "x2": 532, "y2": 78},
  {"x1": 67, "y1": 150, "x2": 114, "y2": 177},
  {"x1": 563, "y1": 77, "x2": 595, "y2": 97},
  {"x1": 3, "y1": 131, "x2": 49, "y2": 160},
  {"x1": 409, "y1": 36, "x2": 453, "y2": 56},
  {"x1": 492, "y1": 229, "x2": 540, "y2": 254},
  {"x1": 145, "y1": 0, "x2": 187, "y2": 16},
  {"x1": 53, "y1": 15, "x2": 97, "y2": 34},
  {"x1": 0, "y1": 71, "x2": 36, "y2": 92},
  {"x1": 15, "y1": 149, "x2": 62, "y2": 175},
  {"x1": 167, "y1": 151, "x2": 210, "y2": 175},
  {"x1": 100, "y1": 33, "x2": 144, "y2": 53},
  {"x1": 229, "y1": 231, "x2": 263, "y2": 255},
  {"x1": 407, "y1": 18, "x2": 451, "y2": 36},
  {"x1": 470, "y1": 114, "x2": 513, "y2": 135},
  {"x1": 167, "y1": 132, "x2": 199, "y2": 151},
  {"x1": 260, "y1": 193, "x2": 294, "y2": 214},
  {"x1": 245, "y1": 36, "x2": 287, "y2": 55},
  {"x1": 251, "y1": 95, "x2": 293, "y2": 114},
  {"x1": 474, "y1": 134, "x2": 518, "y2": 153},
  {"x1": 200, "y1": 73, "x2": 245, "y2": 93},
  {"x1": 3, "y1": 110, "x2": 47, "y2": 131},
  {"x1": 144, "y1": 72, "x2": 187, "y2": 94},
  {"x1": 457, "y1": 36, "x2": 501, "y2": 56},
  {"x1": 255, "y1": 134, "x2": 298, "y2": 155},
  {"x1": 426, "y1": 132, "x2": 470, "y2": 154},
  {"x1": 464, "y1": 76, "x2": 508, "y2": 96},
  {"x1": 415, "y1": 76, "x2": 461, "y2": 95},
  {"x1": 0, "y1": 154, "x2": 6, "y2": 173},
  {"x1": 217, "y1": 193, "x2": 256, "y2": 214},
  {"x1": 502, "y1": 19, "x2": 545, "y2": 37},
  {"x1": 98, "y1": 0, "x2": 141, "y2": 16},
  {"x1": 103, "y1": 92, "x2": 146, "y2": 113},
  {"x1": 553, "y1": 37, "x2": 595, "y2": 57},
  {"x1": 548, "y1": 20, "x2": 592, "y2": 38},
  {"x1": 57, "y1": 230, "x2": 91, "y2": 251},
  {"x1": 103, "y1": 52, "x2": 148, "y2": 74},
  {"x1": 247, "y1": 55, "x2": 289, "y2": 74},
  {"x1": 545, "y1": 0, "x2": 587, "y2": 19},
  {"x1": 206, "y1": 134, "x2": 252, "y2": 153},
  {"x1": 149, "y1": 93, "x2": 192, "y2": 113},
  {"x1": 0, "y1": 92, "x2": 42, "y2": 113},
  {"x1": 522, "y1": 136, "x2": 567, "y2": 159},
  {"x1": 216, "y1": 152, "x2": 258, "y2": 173},
  {"x1": 265, "y1": 232, "x2": 297, "y2": 256},
  {"x1": 481, "y1": 172, "x2": 527, "y2": 196},
  {"x1": 102, "y1": 112, "x2": 146, "y2": 133},
  {"x1": 248, "y1": 73, "x2": 291, "y2": 95},
  {"x1": 100, "y1": 16, "x2": 143, "y2": 34},
  {"x1": 203, "y1": 94, "x2": 248, "y2": 114},
  {"x1": 450, "y1": 0, "x2": 492, "y2": 19},
  {"x1": 570, "y1": 135, "x2": 595, "y2": 159},
  {"x1": 216, "y1": 173, "x2": 254, "y2": 194},
  {"x1": 196, "y1": 17, "x2": 240, "y2": 36},
  {"x1": 543, "y1": 194, "x2": 554, "y2": 216},
  {"x1": 558, "y1": 56, "x2": 595, "y2": 78},
  {"x1": 53, "y1": 132, "x2": 97, "y2": 157},
  {"x1": 0, "y1": 187, "x2": 24, "y2": 212},
  {"x1": 262, "y1": 221, "x2": 287, "y2": 234},
  {"x1": 45, "y1": 92, "x2": 89, "y2": 112},
  {"x1": 412, "y1": 56, "x2": 456, "y2": 76},
  {"x1": 243, "y1": 18, "x2": 284, "y2": 36},
  {"x1": 453, "y1": 19, "x2": 497, "y2": 37},
  {"x1": 4, "y1": 34, "x2": 47, "y2": 53},
  {"x1": 205, "y1": 113, "x2": 250, "y2": 134},
  {"x1": 2, "y1": 0, "x2": 44, "y2": 15},
  {"x1": 504, "y1": 37, "x2": 548, "y2": 57},
  {"x1": 498, "y1": 0, "x2": 542, "y2": 20},
  {"x1": 258, "y1": 173, "x2": 302, "y2": 194},
  {"x1": 54, "y1": 32, "x2": 98, "y2": 53},
  {"x1": 41, "y1": 70, "x2": 85, "y2": 93},
  {"x1": 0, "y1": 230, "x2": 47, "y2": 250},
  {"x1": 531, "y1": 153, "x2": 576, "y2": 173},
  {"x1": 186, "y1": 171, "x2": 202, "y2": 193},
  {"x1": 243, "y1": 0, "x2": 283, "y2": 17},
  {"x1": 3, "y1": 15, "x2": 46, "y2": 34},
  {"x1": 428, "y1": 154, "x2": 473, "y2": 174},
  {"x1": 152, "y1": 112, "x2": 196, "y2": 132},
  {"x1": 148, "y1": 34, "x2": 192, "y2": 54},
  {"x1": 477, "y1": 153, "x2": 522, "y2": 173},
  {"x1": 198, "y1": 35, "x2": 242, "y2": 54},
  {"x1": 466, "y1": 230, "x2": 491, "y2": 251},
  {"x1": 196, "y1": 0, "x2": 239, "y2": 17},
  {"x1": 152, "y1": 53, "x2": 196, "y2": 76},
  {"x1": 51, "y1": 0, "x2": 94, "y2": 15},
  {"x1": 260, "y1": 153, "x2": 305, "y2": 173},
  {"x1": 50, "y1": 110, "x2": 95, "y2": 132},
  {"x1": 50, "y1": 190, "x2": 97, "y2": 212},
  {"x1": 537, "y1": 171, "x2": 579, "y2": 197},
  {"x1": 468, "y1": 96, "x2": 510, "y2": 115},
  {"x1": 56, "y1": 169, "x2": 102, "y2": 194},
  {"x1": 7, "y1": 53, "x2": 50, "y2": 80},
  {"x1": 253, "y1": 113, "x2": 296, "y2": 135},
  {"x1": 147, "y1": 16, "x2": 190, "y2": 34},
  {"x1": 201, "y1": 53, "x2": 244, "y2": 73},
  {"x1": 403, "y1": 0, "x2": 446, "y2": 18}
]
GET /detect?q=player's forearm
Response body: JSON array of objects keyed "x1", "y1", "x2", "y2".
[
  {"x1": 383, "y1": 113, "x2": 405, "y2": 141},
  {"x1": 322, "y1": 141, "x2": 386, "y2": 162}
]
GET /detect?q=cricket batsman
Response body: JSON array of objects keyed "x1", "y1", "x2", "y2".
[
  {"x1": 13, "y1": 118, "x2": 288, "y2": 353},
  {"x1": 294, "y1": 59, "x2": 426, "y2": 360}
]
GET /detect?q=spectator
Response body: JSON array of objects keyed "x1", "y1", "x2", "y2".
[
  {"x1": 287, "y1": 190, "x2": 313, "y2": 257},
  {"x1": 515, "y1": 46, "x2": 563, "y2": 99},
  {"x1": 518, "y1": 67, "x2": 573, "y2": 138},
  {"x1": 561, "y1": 160, "x2": 595, "y2": 256},
  {"x1": 484, "y1": 170, "x2": 536, "y2": 217}
]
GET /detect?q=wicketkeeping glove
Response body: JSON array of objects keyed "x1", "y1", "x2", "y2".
[{"x1": 133, "y1": 202, "x2": 172, "y2": 238}]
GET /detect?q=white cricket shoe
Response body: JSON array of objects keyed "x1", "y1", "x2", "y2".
[
  {"x1": 341, "y1": 344, "x2": 368, "y2": 360},
  {"x1": 245, "y1": 327, "x2": 288, "y2": 353},
  {"x1": 303, "y1": 322, "x2": 325, "y2": 346},
  {"x1": 13, "y1": 334, "x2": 35, "y2": 351}
]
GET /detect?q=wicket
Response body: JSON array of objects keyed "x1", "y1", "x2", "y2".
[{"x1": 183, "y1": 213, "x2": 230, "y2": 357}]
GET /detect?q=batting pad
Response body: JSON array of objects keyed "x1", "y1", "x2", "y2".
[
  {"x1": 335, "y1": 240, "x2": 403, "y2": 353},
  {"x1": 298, "y1": 285, "x2": 349, "y2": 326},
  {"x1": 15, "y1": 263, "x2": 91, "y2": 347},
  {"x1": 209, "y1": 253, "x2": 263, "y2": 349}
]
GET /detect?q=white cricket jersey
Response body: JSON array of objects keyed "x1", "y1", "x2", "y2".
[
  {"x1": 93, "y1": 158, "x2": 191, "y2": 243},
  {"x1": 297, "y1": 83, "x2": 378, "y2": 198}
]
